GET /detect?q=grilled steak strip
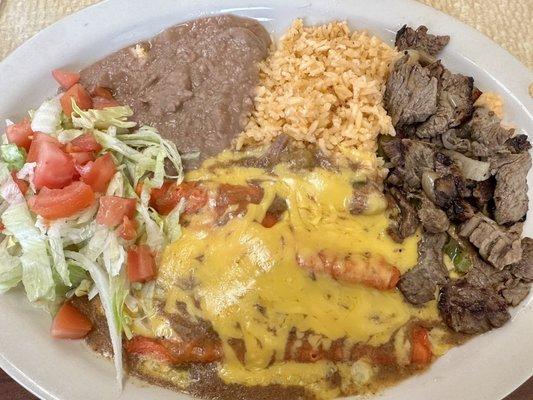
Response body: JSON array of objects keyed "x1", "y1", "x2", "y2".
[
  {"x1": 397, "y1": 232, "x2": 448, "y2": 304},
  {"x1": 395, "y1": 25, "x2": 450, "y2": 56}
]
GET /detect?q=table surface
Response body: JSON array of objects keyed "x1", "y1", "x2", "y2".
[{"x1": 0, "y1": 0, "x2": 531, "y2": 399}]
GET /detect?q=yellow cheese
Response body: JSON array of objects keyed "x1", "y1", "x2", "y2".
[{"x1": 156, "y1": 156, "x2": 439, "y2": 399}]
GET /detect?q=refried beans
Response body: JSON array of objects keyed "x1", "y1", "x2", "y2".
[{"x1": 80, "y1": 15, "x2": 270, "y2": 168}]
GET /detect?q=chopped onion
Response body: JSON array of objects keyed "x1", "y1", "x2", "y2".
[
  {"x1": 421, "y1": 170, "x2": 439, "y2": 203},
  {"x1": 443, "y1": 150, "x2": 491, "y2": 181}
]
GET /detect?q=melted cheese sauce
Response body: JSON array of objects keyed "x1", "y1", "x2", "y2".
[{"x1": 155, "y1": 153, "x2": 440, "y2": 399}]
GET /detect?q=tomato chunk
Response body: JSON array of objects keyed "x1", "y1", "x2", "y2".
[
  {"x1": 29, "y1": 181, "x2": 95, "y2": 220},
  {"x1": 68, "y1": 132, "x2": 102, "y2": 153},
  {"x1": 6, "y1": 118, "x2": 33, "y2": 151},
  {"x1": 51, "y1": 302, "x2": 92, "y2": 339},
  {"x1": 60, "y1": 83, "x2": 93, "y2": 116},
  {"x1": 127, "y1": 245, "x2": 156, "y2": 283},
  {"x1": 410, "y1": 326, "x2": 432, "y2": 366},
  {"x1": 27, "y1": 134, "x2": 76, "y2": 190},
  {"x1": 96, "y1": 196, "x2": 137, "y2": 227},
  {"x1": 261, "y1": 212, "x2": 279, "y2": 228},
  {"x1": 70, "y1": 151, "x2": 94, "y2": 165},
  {"x1": 52, "y1": 69, "x2": 80, "y2": 90},
  {"x1": 125, "y1": 336, "x2": 223, "y2": 364},
  {"x1": 125, "y1": 336, "x2": 175, "y2": 363},
  {"x1": 78, "y1": 153, "x2": 116, "y2": 193},
  {"x1": 11, "y1": 172, "x2": 29, "y2": 195},
  {"x1": 150, "y1": 181, "x2": 208, "y2": 215},
  {"x1": 117, "y1": 216, "x2": 137, "y2": 240}
]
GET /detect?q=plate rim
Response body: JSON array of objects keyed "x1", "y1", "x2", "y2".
[{"x1": 0, "y1": 1, "x2": 532, "y2": 399}]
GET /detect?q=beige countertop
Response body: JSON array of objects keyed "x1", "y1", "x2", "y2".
[{"x1": 0, "y1": 1, "x2": 531, "y2": 399}]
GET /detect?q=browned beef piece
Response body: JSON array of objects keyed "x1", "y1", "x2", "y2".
[
  {"x1": 416, "y1": 70, "x2": 474, "y2": 139},
  {"x1": 471, "y1": 179, "x2": 494, "y2": 209},
  {"x1": 387, "y1": 188, "x2": 419, "y2": 242},
  {"x1": 458, "y1": 248, "x2": 530, "y2": 309},
  {"x1": 459, "y1": 213, "x2": 522, "y2": 269},
  {"x1": 500, "y1": 282, "x2": 530, "y2": 306},
  {"x1": 384, "y1": 55, "x2": 438, "y2": 128},
  {"x1": 382, "y1": 138, "x2": 436, "y2": 190},
  {"x1": 432, "y1": 166, "x2": 475, "y2": 222},
  {"x1": 438, "y1": 280, "x2": 510, "y2": 334},
  {"x1": 506, "y1": 134, "x2": 532, "y2": 153},
  {"x1": 417, "y1": 196, "x2": 449, "y2": 233},
  {"x1": 491, "y1": 152, "x2": 531, "y2": 225},
  {"x1": 433, "y1": 174, "x2": 457, "y2": 208},
  {"x1": 447, "y1": 198, "x2": 476, "y2": 222},
  {"x1": 441, "y1": 127, "x2": 471, "y2": 154},
  {"x1": 397, "y1": 232, "x2": 448, "y2": 304},
  {"x1": 511, "y1": 238, "x2": 533, "y2": 282},
  {"x1": 469, "y1": 107, "x2": 515, "y2": 157},
  {"x1": 395, "y1": 25, "x2": 450, "y2": 56},
  {"x1": 441, "y1": 107, "x2": 517, "y2": 157}
]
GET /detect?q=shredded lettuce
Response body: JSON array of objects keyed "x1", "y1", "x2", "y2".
[
  {"x1": 0, "y1": 164, "x2": 55, "y2": 302},
  {"x1": 56, "y1": 129, "x2": 84, "y2": 144},
  {"x1": 106, "y1": 171, "x2": 125, "y2": 197},
  {"x1": 1, "y1": 92, "x2": 188, "y2": 387},
  {"x1": 117, "y1": 126, "x2": 184, "y2": 181},
  {"x1": 47, "y1": 221, "x2": 71, "y2": 286},
  {"x1": 164, "y1": 198, "x2": 185, "y2": 243},
  {"x1": 102, "y1": 231, "x2": 126, "y2": 277},
  {"x1": 16, "y1": 162, "x2": 36, "y2": 193},
  {"x1": 0, "y1": 144, "x2": 26, "y2": 171},
  {"x1": 71, "y1": 101, "x2": 136, "y2": 130},
  {"x1": 138, "y1": 185, "x2": 165, "y2": 252},
  {"x1": 112, "y1": 273, "x2": 132, "y2": 340},
  {"x1": 65, "y1": 250, "x2": 124, "y2": 389},
  {"x1": 31, "y1": 98, "x2": 62, "y2": 134},
  {"x1": 0, "y1": 237, "x2": 23, "y2": 293},
  {"x1": 82, "y1": 225, "x2": 109, "y2": 261}
]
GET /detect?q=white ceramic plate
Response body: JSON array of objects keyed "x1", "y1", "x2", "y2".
[{"x1": 0, "y1": 1, "x2": 532, "y2": 399}]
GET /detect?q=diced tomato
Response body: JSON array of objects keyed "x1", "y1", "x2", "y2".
[
  {"x1": 11, "y1": 172, "x2": 29, "y2": 195},
  {"x1": 6, "y1": 118, "x2": 33, "y2": 151},
  {"x1": 125, "y1": 336, "x2": 223, "y2": 364},
  {"x1": 150, "y1": 181, "x2": 208, "y2": 215},
  {"x1": 52, "y1": 69, "x2": 80, "y2": 90},
  {"x1": 28, "y1": 131, "x2": 61, "y2": 149},
  {"x1": 70, "y1": 151, "x2": 94, "y2": 165},
  {"x1": 92, "y1": 97, "x2": 120, "y2": 109},
  {"x1": 92, "y1": 86, "x2": 115, "y2": 100},
  {"x1": 410, "y1": 326, "x2": 432, "y2": 366},
  {"x1": 78, "y1": 153, "x2": 116, "y2": 193},
  {"x1": 60, "y1": 83, "x2": 93, "y2": 116},
  {"x1": 127, "y1": 245, "x2": 156, "y2": 283},
  {"x1": 67, "y1": 132, "x2": 102, "y2": 153},
  {"x1": 96, "y1": 196, "x2": 137, "y2": 227},
  {"x1": 117, "y1": 216, "x2": 137, "y2": 240},
  {"x1": 29, "y1": 181, "x2": 95, "y2": 220},
  {"x1": 0, "y1": 222, "x2": 4, "y2": 232},
  {"x1": 51, "y1": 302, "x2": 92, "y2": 339},
  {"x1": 27, "y1": 134, "x2": 76, "y2": 190},
  {"x1": 125, "y1": 336, "x2": 175, "y2": 363},
  {"x1": 261, "y1": 212, "x2": 279, "y2": 228}
]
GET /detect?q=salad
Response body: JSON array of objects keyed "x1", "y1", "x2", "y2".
[{"x1": 0, "y1": 70, "x2": 191, "y2": 386}]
